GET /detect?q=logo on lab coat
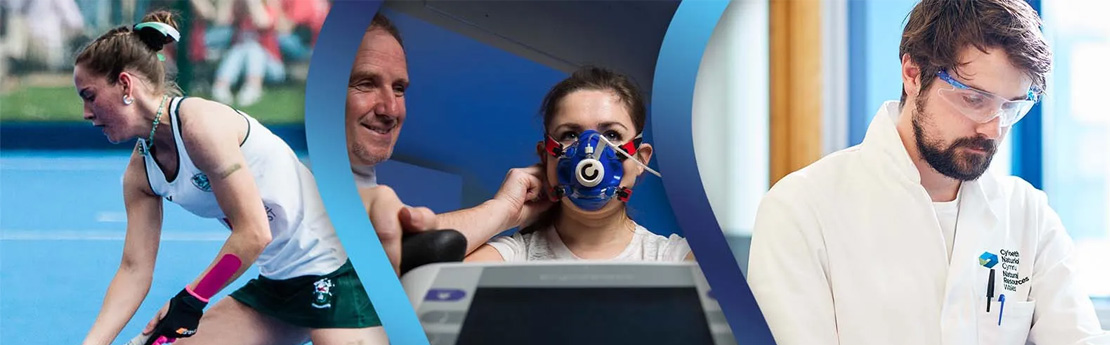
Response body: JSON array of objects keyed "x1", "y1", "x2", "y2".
[
  {"x1": 998, "y1": 249, "x2": 1030, "y2": 292},
  {"x1": 979, "y1": 252, "x2": 999, "y2": 268}
]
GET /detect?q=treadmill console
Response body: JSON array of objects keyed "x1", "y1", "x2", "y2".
[{"x1": 401, "y1": 262, "x2": 736, "y2": 345}]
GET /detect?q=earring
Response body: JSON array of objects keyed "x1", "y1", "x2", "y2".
[{"x1": 123, "y1": 95, "x2": 133, "y2": 105}]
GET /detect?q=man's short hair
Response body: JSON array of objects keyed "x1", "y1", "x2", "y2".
[
  {"x1": 898, "y1": 0, "x2": 1052, "y2": 106},
  {"x1": 369, "y1": 12, "x2": 404, "y2": 48}
]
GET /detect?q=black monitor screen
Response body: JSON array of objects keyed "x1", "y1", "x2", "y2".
[{"x1": 455, "y1": 287, "x2": 714, "y2": 345}]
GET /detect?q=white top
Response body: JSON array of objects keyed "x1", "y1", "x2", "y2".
[
  {"x1": 747, "y1": 100, "x2": 1109, "y2": 345},
  {"x1": 487, "y1": 223, "x2": 691, "y2": 262},
  {"x1": 933, "y1": 188, "x2": 961, "y2": 263},
  {"x1": 352, "y1": 164, "x2": 377, "y2": 188},
  {"x1": 141, "y1": 97, "x2": 347, "y2": 279}
]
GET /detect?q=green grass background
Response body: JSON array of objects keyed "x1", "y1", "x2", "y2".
[{"x1": 1, "y1": 85, "x2": 306, "y2": 124}]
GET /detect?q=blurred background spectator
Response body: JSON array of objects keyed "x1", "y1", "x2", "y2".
[{"x1": 1, "y1": 0, "x2": 329, "y2": 123}]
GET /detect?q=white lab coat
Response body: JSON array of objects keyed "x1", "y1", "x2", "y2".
[{"x1": 748, "y1": 101, "x2": 1109, "y2": 345}]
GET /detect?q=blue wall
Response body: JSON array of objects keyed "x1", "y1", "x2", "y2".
[
  {"x1": 383, "y1": 10, "x2": 683, "y2": 236},
  {"x1": 376, "y1": 159, "x2": 464, "y2": 215},
  {"x1": 848, "y1": 0, "x2": 917, "y2": 146}
]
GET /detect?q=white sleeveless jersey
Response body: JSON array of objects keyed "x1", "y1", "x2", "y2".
[{"x1": 140, "y1": 97, "x2": 347, "y2": 279}]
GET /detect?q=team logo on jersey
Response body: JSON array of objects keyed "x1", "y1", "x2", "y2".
[
  {"x1": 191, "y1": 173, "x2": 212, "y2": 192},
  {"x1": 312, "y1": 278, "x2": 334, "y2": 309}
]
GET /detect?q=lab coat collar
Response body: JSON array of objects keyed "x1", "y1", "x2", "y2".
[
  {"x1": 859, "y1": 101, "x2": 1003, "y2": 211},
  {"x1": 860, "y1": 101, "x2": 924, "y2": 186}
]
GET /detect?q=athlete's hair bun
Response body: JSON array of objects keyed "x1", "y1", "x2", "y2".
[{"x1": 133, "y1": 10, "x2": 180, "y2": 52}]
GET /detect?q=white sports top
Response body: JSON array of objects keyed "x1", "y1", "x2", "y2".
[
  {"x1": 487, "y1": 222, "x2": 692, "y2": 262},
  {"x1": 140, "y1": 97, "x2": 346, "y2": 279}
]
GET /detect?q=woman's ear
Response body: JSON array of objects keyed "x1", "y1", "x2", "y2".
[
  {"x1": 117, "y1": 72, "x2": 133, "y2": 98},
  {"x1": 536, "y1": 140, "x2": 552, "y2": 171},
  {"x1": 635, "y1": 143, "x2": 654, "y2": 171}
]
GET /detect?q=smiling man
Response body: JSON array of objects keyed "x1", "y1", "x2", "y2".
[
  {"x1": 747, "y1": 0, "x2": 1109, "y2": 344},
  {"x1": 347, "y1": 13, "x2": 408, "y2": 184},
  {"x1": 344, "y1": 13, "x2": 420, "y2": 276},
  {"x1": 345, "y1": 14, "x2": 556, "y2": 276}
]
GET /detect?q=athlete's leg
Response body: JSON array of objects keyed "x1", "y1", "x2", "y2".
[
  {"x1": 308, "y1": 325, "x2": 390, "y2": 345},
  {"x1": 174, "y1": 298, "x2": 310, "y2": 345}
]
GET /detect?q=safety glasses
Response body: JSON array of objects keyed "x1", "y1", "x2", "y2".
[{"x1": 935, "y1": 69, "x2": 1040, "y2": 128}]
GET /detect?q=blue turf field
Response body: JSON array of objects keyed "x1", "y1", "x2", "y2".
[{"x1": 1, "y1": 150, "x2": 267, "y2": 344}]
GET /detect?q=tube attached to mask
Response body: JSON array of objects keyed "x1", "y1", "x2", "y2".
[{"x1": 545, "y1": 130, "x2": 661, "y2": 211}]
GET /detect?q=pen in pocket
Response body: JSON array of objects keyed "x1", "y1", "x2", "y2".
[
  {"x1": 997, "y1": 294, "x2": 1006, "y2": 326},
  {"x1": 986, "y1": 268, "x2": 996, "y2": 312}
]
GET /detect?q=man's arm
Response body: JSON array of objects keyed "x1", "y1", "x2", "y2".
[
  {"x1": 363, "y1": 165, "x2": 552, "y2": 257},
  {"x1": 361, "y1": 165, "x2": 552, "y2": 275},
  {"x1": 433, "y1": 199, "x2": 520, "y2": 254},
  {"x1": 435, "y1": 165, "x2": 553, "y2": 254},
  {"x1": 1026, "y1": 190, "x2": 1110, "y2": 344},
  {"x1": 747, "y1": 175, "x2": 839, "y2": 345}
]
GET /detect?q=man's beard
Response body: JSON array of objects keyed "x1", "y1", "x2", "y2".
[{"x1": 911, "y1": 96, "x2": 998, "y2": 181}]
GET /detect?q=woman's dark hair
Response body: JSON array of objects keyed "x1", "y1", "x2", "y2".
[
  {"x1": 74, "y1": 10, "x2": 183, "y2": 96},
  {"x1": 520, "y1": 66, "x2": 648, "y2": 235},
  {"x1": 540, "y1": 66, "x2": 647, "y2": 135}
]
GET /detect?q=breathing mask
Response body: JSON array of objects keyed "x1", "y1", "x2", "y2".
[{"x1": 544, "y1": 129, "x2": 662, "y2": 211}]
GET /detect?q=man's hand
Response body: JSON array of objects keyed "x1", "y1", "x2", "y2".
[
  {"x1": 488, "y1": 164, "x2": 556, "y2": 231},
  {"x1": 360, "y1": 185, "x2": 439, "y2": 276},
  {"x1": 359, "y1": 164, "x2": 554, "y2": 275}
]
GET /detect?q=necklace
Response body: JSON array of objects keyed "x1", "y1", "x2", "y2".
[{"x1": 140, "y1": 95, "x2": 169, "y2": 156}]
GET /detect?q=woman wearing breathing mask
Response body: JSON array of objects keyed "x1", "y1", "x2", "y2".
[{"x1": 465, "y1": 66, "x2": 693, "y2": 262}]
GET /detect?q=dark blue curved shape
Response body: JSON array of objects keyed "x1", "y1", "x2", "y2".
[
  {"x1": 304, "y1": 1, "x2": 430, "y2": 344},
  {"x1": 652, "y1": 1, "x2": 776, "y2": 343}
]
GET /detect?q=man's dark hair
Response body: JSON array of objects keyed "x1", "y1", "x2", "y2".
[
  {"x1": 899, "y1": 0, "x2": 1052, "y2": 106},
  {"x1": 369, "y1": 12, "x2": 404, "y2": 48}
]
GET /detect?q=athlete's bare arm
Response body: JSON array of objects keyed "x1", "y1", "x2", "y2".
[{"x1": 82, "y1": 146, "x2": 165, "y2": 345}]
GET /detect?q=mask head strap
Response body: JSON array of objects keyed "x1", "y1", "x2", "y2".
[
  {"x1": 544, "y1": 136, "x2": 563, "y2": 157},
  {"x1": 617, "y1": 134, "x2": 643, "y2": 159},
  {"x1": 544, "y1": 133, "x2": 643, "y2": 158},
  {"x1": 616, "y1": 186, "x2": 633, "y2": 202},
  {"x1": 547, "y1": 185, "x2": 565, "y2": 202}
]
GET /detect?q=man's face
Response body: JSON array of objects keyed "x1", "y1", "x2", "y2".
[
  {"x1": 911, "y1": 46, "x2": 1033, "y2": 181},
  {"x1": 346, "y1": 28, "x2": 409, "y2": 166}
]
